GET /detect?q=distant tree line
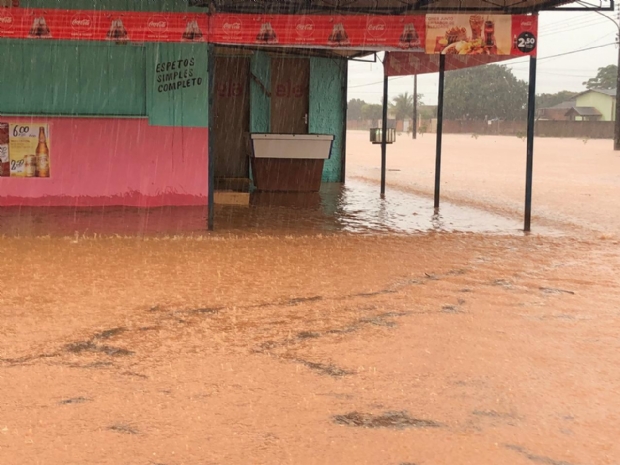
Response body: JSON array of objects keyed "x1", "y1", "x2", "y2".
[
  {"x1": 348, "y1": 92, "x2": 435, "y2": 121},
  {"x1": 348, "y1": 64, "x2": 617, "y2": 122}
]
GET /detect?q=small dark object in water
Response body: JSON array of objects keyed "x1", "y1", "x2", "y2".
[
  {"x1": 59, "y1": 397, "x2": 91, "y2": 405},
  {"x1": 64, "y1": 341, "x2": 97, "y2": 353},
  {"x1": 296, "y1": 359, "x2": 352, "y2": 377},
  {"x1": 288, "y1": 295, "x2": 323, "y2": 305},
  {"x1": 94, "y1": 327, "x2": 126, "y2": 340},
  {"x1": 504, "y1": 444, "x2": 576, "y2": 465},
  {"x1": 442, "y1": 305, "x2": 462, "y2": 314},
  {"x1": 540, "y1": 287, "x2": 575, "y2": 295},
  {"x1": 108, "y1": 423, "x2": 139, "y2": 435},
  {"x1": 333, "y1": 411, "x2": 441, "y2": 429},
  {"x1": 98, "y1": 345, "x2": 134, "y2": 357},
  {"x1": 191, "y1": 307, "x2": 222, "y2": 315}
]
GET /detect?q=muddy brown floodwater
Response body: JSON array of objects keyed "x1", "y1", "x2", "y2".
[{"x1": 1, "y1": 134, "x2": 620, "y2": 465}]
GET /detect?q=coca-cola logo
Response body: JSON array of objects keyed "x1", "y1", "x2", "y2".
[
  {"x1": 148, "y1": 16, "x2": 168, "y2": 33},
  {"x1": 520, "y1": 20, "x2": 534, "y2": 30},
  {"x1": 71, "y1": 14, "x2": 92, "y2": 31},
  {"x1": 295, "y1": 18, "x2": 314, "y2": 38},
  {"x1": 222, "y1": 16, "x2": 242, "y2": 34},
  {"x1": 367, "y1": 18, "x2": 387, "y2": 38},
  {"x1": 0, "y1": 14, "x2": 14, "y2": 30}
]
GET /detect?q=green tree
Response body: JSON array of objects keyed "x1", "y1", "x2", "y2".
[
  {"x1": 388, "y1": 92, "x2": 424, "y2": 120},
  {"x1": 536, "y1": 90, "x2": 578, "y2": 109},
  {"x1": 419, "y1": 105, "x2": 437, "y2": 119},
  {"x1": 347, "y1": 98, "x2": 366, "y2": 121},
  {"x1": 583, "y1": 64, "x2": 617, "y2": 90},
  {"x1": 443, "y1": 64, "x2": 528, "y2": 120},
  {"x1": 361, "y1": 103, "x2": 383, "y2": 121}
]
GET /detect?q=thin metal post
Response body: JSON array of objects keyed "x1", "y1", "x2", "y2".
[
  {"x1": 615, "y1": 38, "x2": 620, "y2": 150},
  {"x1": 341, "y1": 61, "x2": 348, "y2": 182},
  {"x1": 413, "y1": 74, "x2": 418, "y2": 139},
  {"x1": 207, "y1": 45, "x2": 215, "y2": 231},
  {"x1": 381, "y1": 72, "x2": 388, "y2": 195},
  {"x1": 524, "y1": 54, "x2": 537, "y2": 232},
  {"x1": 434, "y1": 55, "x2": 445, "y2": 210}
]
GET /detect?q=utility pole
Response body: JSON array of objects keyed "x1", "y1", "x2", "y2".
[
  {"x1": 412, "y1": 75, "x2": 418, "y2": 139},
  {"x1": 591, "y1": 10, "x2": 620, "y2": 150}
]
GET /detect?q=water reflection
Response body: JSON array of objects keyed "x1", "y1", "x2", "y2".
[
  {"x1": 0, "y1": 178, "x2": 547, "y2": 237},
  {"x1": 219, "y1": 178, "x2": 537, "y2": 235}
]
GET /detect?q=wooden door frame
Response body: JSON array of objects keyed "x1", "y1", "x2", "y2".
[
  {"x1": 212, "y1": 55, "x2": 251, "y2": 179},
  {"x1": 270, "y1": 56, "x2": 310, "y2": 134}
]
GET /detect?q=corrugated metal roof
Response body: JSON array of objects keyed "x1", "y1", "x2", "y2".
[
  {"x1": 565, "y1": 106, "x2": 602, "y2": 117},
  {"x1": 577, "y1": 88, "x2": 617, "y2": 98},
  {"x1": 542, "y1": 100, "x2": 576, "y2": 110},
  {"x1": 202, "y1": 0, "x2": 578, "y2": 14}
]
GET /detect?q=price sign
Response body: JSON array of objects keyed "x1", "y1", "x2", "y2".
[
  {"x1": 516, "y1": 32, "x2": 536, "y2": 54},
  {"x1": 8, "y1": 123, "x2": 50, "y2": 178}
]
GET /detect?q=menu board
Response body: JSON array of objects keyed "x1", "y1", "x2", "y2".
[{"x1": 4, "y1": 123, "x2": 51, "y2": 178}]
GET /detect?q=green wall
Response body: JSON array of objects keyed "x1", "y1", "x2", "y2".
[
  {"x1": 250, "y1": 51, "x2": 271, "y2": 133},
  {"x1": 0, "y1": 41, "x2": 146, "y2": 116},
  {"x1": 0, "y1": 40, "x2": 208, "y2": 127},
  {"x1": 309, "y1": 57, "x2": 346, "y2": 183},
  {"x1": 17, "y1": 0, "x2": 204, "y2": 12}
]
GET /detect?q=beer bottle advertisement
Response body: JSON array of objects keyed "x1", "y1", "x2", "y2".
[{"x1": 8, "y1": 123, "x2": 51, "y2": 178}]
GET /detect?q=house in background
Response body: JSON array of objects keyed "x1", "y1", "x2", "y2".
[
  {"x1": 538, "y1": 100, "x2": 575, "y2": 121},
  {"x1": 538, "y1": 88, "x2": 616, "y2": 122},
  {"x1": 572, "y1": 88, "x2": 616, "y2": 121},
  {"x1": 564, "y1": 106, "x2": 602, "y2": 121}
]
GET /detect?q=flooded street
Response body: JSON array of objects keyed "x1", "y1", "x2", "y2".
[{"x1": 2, "y1": 134, "x2": 620, "y2": 464}]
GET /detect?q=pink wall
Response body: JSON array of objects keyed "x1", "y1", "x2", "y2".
[{"x1": 0, "y1": 117, "x2": 208, "y2": 207}]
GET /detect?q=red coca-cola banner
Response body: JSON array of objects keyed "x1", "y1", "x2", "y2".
[
  {"x1": 0, "y1": 8, "x2": 207, "y2": 43},
  {"x1": 0, "y1": 8, "x2": 537, "y2": 56},
  {"x1": 385, "y1": 51, "x2": 515, "y2": 76},
  {"x1": 210, "y1": 14, "x2": 426, "y2": 51}
]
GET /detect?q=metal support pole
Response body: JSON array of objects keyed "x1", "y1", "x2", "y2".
[
  {"x1": 524, "y1": 54, "x2": 537, "y2": 232},
  {"x1": 207, "y1": 45, "x2": 215, "y2": 231},
  {"x1": 381, "y1": 72, "x2": 388, "y2": 195},
  {"x1": 434, "y1": 55, "x2": 445, "y2": 210},
  {"x1": 615, "y1": 39, "x2": 620, "y2": 150},
  {"x1": 412, "y1": 74, "x2": 418, "y2": 139}
]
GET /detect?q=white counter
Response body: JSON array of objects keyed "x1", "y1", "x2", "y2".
[{"x1": 250, "y1": 133, "x2": 334, "y2": 160}]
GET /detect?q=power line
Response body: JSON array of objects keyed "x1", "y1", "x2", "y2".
[{"x1": 507, "y1": 41, "x2": 616, "y2": 68}]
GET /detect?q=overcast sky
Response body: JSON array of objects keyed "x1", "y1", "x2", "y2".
[{"x1": 348, "y1": 10, "x2": 619, "y2": 105}]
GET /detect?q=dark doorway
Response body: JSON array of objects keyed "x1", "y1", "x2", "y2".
[
  {"x1": 271, "y1": 57, "x2": 310, "y2": 134},
  {"x1": 213, "y1": 56, "x2": 250, "y2": 179}
]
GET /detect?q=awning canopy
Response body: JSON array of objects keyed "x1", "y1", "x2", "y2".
[{"x1": 198, "y1": 0, "x2": 580, "y2": 14}]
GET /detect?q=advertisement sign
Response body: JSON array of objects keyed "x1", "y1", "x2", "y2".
[
  {"x1": 0, "y1": 8, "x2": 207, "y2": 43},
  {"x1": 425, "y1": 14, "x2": 537, "y2": 56},
  {"x1": 4, "y1": 123, "x2": 51, "y2": 178},
  {"x1": 0, "y1": 8, "x2": 537, "y2": 56},
  {"x1": 385, "y1": 51, "x2": 515, "y2": 77},
  {"x1": 210, "y1": 14, "x2": 426, "y2": 51}
]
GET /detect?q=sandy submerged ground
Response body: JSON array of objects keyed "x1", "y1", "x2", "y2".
[
  {"x1": 2, "y1": 133, "x2": 620, "y2": 465},
  {"x1": 346, "y1": 131, "x2": 620, "y2": 235}
]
